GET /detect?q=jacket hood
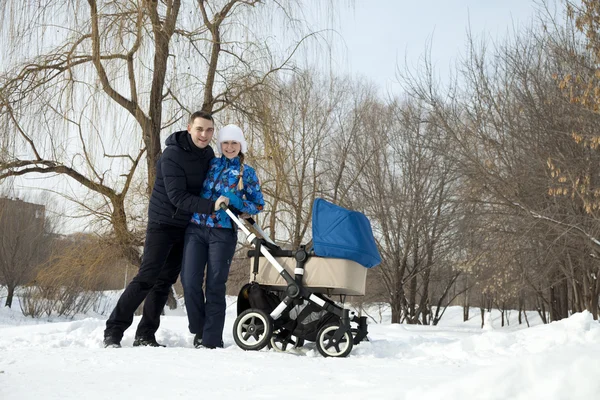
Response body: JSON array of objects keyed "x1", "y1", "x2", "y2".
[
  {"x1": 165, "y1": 130, "x2": 190, "y2": 150},
  {"x1": 165, "y1": 131, "x2": 214, "y2": 158}
]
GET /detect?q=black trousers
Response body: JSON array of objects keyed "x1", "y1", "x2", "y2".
[{"x1": 105, "y1": 222, "x2": 185, "y2": 340}]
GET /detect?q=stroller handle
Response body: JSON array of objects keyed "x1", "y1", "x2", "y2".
[{"x1": 219, "y1": 203, "x2": 276, "y2": 246}]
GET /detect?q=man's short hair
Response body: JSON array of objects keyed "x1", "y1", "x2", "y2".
[{"x1": 189, "y1": 111, "x2": 213, "y2": 124}]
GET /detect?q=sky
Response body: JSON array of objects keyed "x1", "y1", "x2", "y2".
[
  {"x1": 328, "y1": 0, "x2": 556, "y2": 94},
  {"x1": 2, "y1": 291, "x2": 600, "y2": 400}
]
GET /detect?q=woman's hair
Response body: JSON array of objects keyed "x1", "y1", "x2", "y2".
[{"x1": 237, "y1": 152, "x2": 245, "y2": 191}]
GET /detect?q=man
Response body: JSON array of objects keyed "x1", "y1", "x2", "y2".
[{"x1": 103, "y1": 111, "x2": 228, "y2": 348}]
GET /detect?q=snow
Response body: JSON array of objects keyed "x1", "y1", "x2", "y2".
[{"x1": 1, "y1": 291, "x2": 600, "y2": 400}]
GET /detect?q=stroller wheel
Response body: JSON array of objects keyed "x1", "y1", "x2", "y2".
[
  {"x1": 316, "y1": 324, "x2": 353, "y2": 358},
  {"x1": 233, "y1": 308, "x2": 273, "y2": 351},
  {"x1": 268, "y1": 329, "x2": 304, "y2": 352}
]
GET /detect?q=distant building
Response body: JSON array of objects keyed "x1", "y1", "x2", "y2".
[{"x1": 0, "y1": 197, "x2": 46, "y2": 229}]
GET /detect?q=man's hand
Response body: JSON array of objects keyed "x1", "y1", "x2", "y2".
[{"x1": 215, "y1": 195, "x2": 230, "y2": 211}]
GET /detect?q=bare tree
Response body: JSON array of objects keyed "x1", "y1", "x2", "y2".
[
  {"x1": 400, "y1": 7, "x2": 600, "y2": 320},
  {"x1": 335, "y1": 97, "x2": 458, "y2": 324},
  {"x1": 235, "y1": 71, "x2": 368, "y2": 247},
  {"x1": 0, "y1": 0, "x2": 333, "y2": 267}
]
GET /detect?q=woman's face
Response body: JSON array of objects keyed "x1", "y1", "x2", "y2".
[{"x1": 221, "y1": 140, "x2": 241, "y2": 159}]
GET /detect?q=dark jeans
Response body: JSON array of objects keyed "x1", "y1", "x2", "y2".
[
  {"x1": 105, "y1": 222, "x2": 185, "y2": 341},
  {"x1": 181, "y1": 223, "x2": 237, "y2": 347}
]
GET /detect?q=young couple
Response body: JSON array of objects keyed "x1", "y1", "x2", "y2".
[{"x1": 103, "y1": 111, "x2": 264, "y2": 349}]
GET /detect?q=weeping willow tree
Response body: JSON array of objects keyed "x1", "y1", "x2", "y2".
[{"x1": 0, "y1": 0, "x2": 335, "y2": 265}]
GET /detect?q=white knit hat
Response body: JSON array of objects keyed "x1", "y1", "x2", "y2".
[{"x1": 217, "y1": 124, "x2": 247, "y2": 155}]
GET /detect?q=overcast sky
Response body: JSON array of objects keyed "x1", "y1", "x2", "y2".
[{"x1": 323, "y1": 0, "x2": 561, "y2": 94}]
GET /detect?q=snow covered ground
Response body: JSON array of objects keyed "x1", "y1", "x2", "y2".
[{"x1": 1, "y1": 290, "x2": 600, "y2": 400}]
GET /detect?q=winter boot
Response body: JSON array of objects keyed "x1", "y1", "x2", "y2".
[
  {"x1": 103, "y1": 336, "x2": 121, "y2": 348},
  {"x1": 200, "y1": 340, "x2": 224, "y2": 349},
  {"x1": 133, "y1": 336, "x2": 165, "y2": 347},
  {"x1": 193, "y1": 334, "x2": 203, "y2": 348}
]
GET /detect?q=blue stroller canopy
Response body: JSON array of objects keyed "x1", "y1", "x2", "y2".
[{"x1": 311, "y1": 198, "x2": 381, "y2": 268}]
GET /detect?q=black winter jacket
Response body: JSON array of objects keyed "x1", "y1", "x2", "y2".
[{"x1": 148, "y1": 130, "x2": 215, "y2": 227}]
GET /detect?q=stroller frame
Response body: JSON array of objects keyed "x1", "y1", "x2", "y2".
[{"x1": 225, "y1": 206, "x2": 368, "y2": 357}]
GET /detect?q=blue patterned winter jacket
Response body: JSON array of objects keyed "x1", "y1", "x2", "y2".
[{"x1": 190, "y1": 156, "x2": 264, "y2": 229}]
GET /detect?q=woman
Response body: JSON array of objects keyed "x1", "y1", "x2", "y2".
[{"x1": 181, "y1": 124, "x2": 265, "y2": 349}]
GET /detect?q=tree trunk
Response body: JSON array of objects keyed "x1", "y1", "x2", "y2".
[
  {"x1": 536, "y1": 294, "x2": 548, "y2": 324},
  {"x1": 463, "y1": 277, "x2": 470, "y2": 322},
  {"x1": 391, "y1": 300, "x2": 402, "y2": 324},
  {"x1": 419, "y1": 269, "x2": 431, "y2": 325},
  {"x1": 549, "y1": 277, "x2": 569, "y2": 322},
  {"x1": 269, "y1": 191, "x2": 279, "y2": 241},
  {"x1": 166, "y1": 286, "x2": 178, "y2": 309},
  {"x1": 591, "y1": 266, "x2": 600, "y2": 320},
  {"x1": 567, "y1": 254, "x2": 584, "y2": 313},
  {"x1": 144, "y1": 0, "x2": 180, "y2": 193},
  {"x1": 144, "y1": 124, "x2": 161, "y2": 195},
  {"x1": 480, "y1": 307, "x2": 485, "y2": 329},
  {"x1": 5, "y1": 285, "x2": 15, "y2": 308},
  {"x1": 111, "y1": 196, "x2": 142, "y2": 266},
  {"x1": 518, "y1": 295, "x2": 523, "y2": 325},
  {"x1": 523, "y1": 307, "x2": 530, "y2": 327},
  {"x1": 408, "y1": 274, "x2": 417, "y2": 324},
  {"x1": 559, "y1": 278, "x2": 569, "y2": 319}
]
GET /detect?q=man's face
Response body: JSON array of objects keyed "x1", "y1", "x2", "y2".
[{"x1": 187, "y1": 117, "x2": 214, "y2": 148}]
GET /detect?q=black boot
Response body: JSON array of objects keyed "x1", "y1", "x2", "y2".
[
  {"x1": 193, "y1": 334, "x2": 203, "y2": 348},
  {"x1": 200, "y1": 340, "x2": 224, "y2": 349},
  {"x1": 133, "y1": 336, "x2": 166, "y2": 347},
  {"x1": 103, "y1": 336, "x2": 121, "y2": 348}
]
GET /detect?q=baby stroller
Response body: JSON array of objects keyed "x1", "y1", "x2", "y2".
[{"x1": 225, "y1": 198, "x2": 381, "y2": 358}]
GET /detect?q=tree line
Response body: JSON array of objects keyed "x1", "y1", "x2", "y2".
[{"x1": 1, "y1": 1, "x2": 600, "y2": 324}]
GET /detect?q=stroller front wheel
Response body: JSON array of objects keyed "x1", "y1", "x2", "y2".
[
  {"x1": 316, "y1": 324, "x2": 353, "y2": 358},
  {"x1": 233, "y1": 308, "x2": 273, "y2": 351}
]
